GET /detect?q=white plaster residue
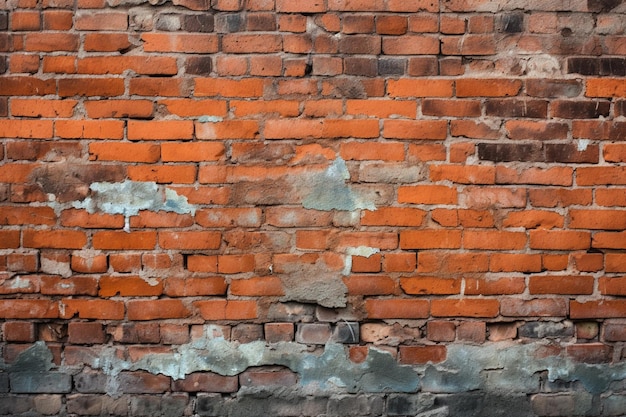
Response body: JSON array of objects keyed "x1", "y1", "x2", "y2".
[
  {"x1": 344, "y1": 246, "x2": 380, "y2": 276},
  {"x1": 577, "y1": 139, "x2": 591, "y2": 152},
  {"x1": 9, "y1": 277, "x2": 32, "y2": 289},
  {"x1": 73, "y1": 180, "x2": 195, "y2": 232},
  {"x1": 197, "y1": 115, "x2": 223, "y2": 123}
]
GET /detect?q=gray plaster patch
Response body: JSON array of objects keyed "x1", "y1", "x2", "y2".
[
  {"x1": 73, "y1": 180, "x2": 195, "y2": 232},
  {"x1": 303, "y1": 158, "x2": 376, "y2": 212},
  {"x1": 279, "y1": 256, "x2": 349, "y2": 308}
]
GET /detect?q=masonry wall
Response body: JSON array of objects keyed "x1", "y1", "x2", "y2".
[{"x1": 0, "y1": 0, "x2": 626, "y2": 415}]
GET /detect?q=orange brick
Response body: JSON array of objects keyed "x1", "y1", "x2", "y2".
[
  {"x1": 164, "y1": 277, "x2": 227, "y2": 297},
  {"x1": 0, "y1": 206, "x2": 55, "y2": 226},
  {"x1": 431, "y1": 299, "x2": 500, "y2": 318},
  {"x1": 570, "y1": 209, "x2": 626, "y2": 230},
  {"x1": 55, "y1": 120, "x2": 124, "y2": 139},
  {"x1": 217, "y1": 254, "x2": 255, "y2": 274},
  {"x1": 99, "y1": 276, "x2": 163, "y2": 297},
  {"x1": 586, "y1": 78, "x2": 626, "y2": 97},
  {"x1": 194, "y1": 78, "x2": 266, "y2": 98},
  {"x1": 127, "y1": 120, "x2": 194, "y2": 141},
  {"x1": 490, "y1": 254, "x2": 542, "y2": 273},
  {"x1": 93, "y1": 231, "x2": 157, "y2": 250},
  {"x1": 11, "y1": 99, "x2": 77, "y2": 118},
  {"x1": 158, "y1": 231, "x2": 221, "y2": 250},
  {"x1": 398, "y1": 185, "x2": 457, "y2": 205},
  {"x1": 194, "y1": 300, "x2": 258, "y2": 320},
  {"x1": 195, "y1": 120, "x2": 259, "y2": 140},
  {"x1": 84, "y1": 99, "x2": 154, "y2": 119},
  {"x1": 383, "y1": 252, "x2": 416, "y2": 272},
  {"x1": 502, "y1": 210, "x2": 564, "y2": 229},
  {"x1": 340, "y1": 142, "x2": 405, "y2": 161},
  {"x1": 599, "y1": 277, "x2": 626, "y2": 296},
  {"x1": 383, "y1": 120, "x2": 448, "y2": 140},
  {"x1": 23, "y1": 229, "x2": 86, "y2": 249},
  {"x1": 0, "y1": 77, "x2": 56, "y2": 96},
  {"x1": 496, "y1": 166, "x2": 573, "y2": 186},
  {"x1": 463, "y1": 231, "x2": 527, "y2": 250},
  {"x1": 60, "y1": 209, "x2": 124, "y2": 229},
  {"x1": 430, "y1": 165, "x2": 496, "y2": 184},
  {"x1": 346, "y1": 99, "x2": 417, "y2": 117},
  {"x1": 84, "y1": 34, "x2": 132, "y2": 52},
  {"x1": 361, "y1": 207, "x2": 426, "y2": 226},
  {"x1": 417, "y1": 252, "x2": 489, "y2": 274},
  {"x1": 400, "y1": 230, "x2": 462, "y2": 249},
  {"x1": 89, "y1": 142, "x2": 160, "y2": 163},
  {"x1": 388, "y1": 79, "x2": 453, "y2": 97},
  {"x1": 343, "y1": 275, "x2": 396, "y2": 295},
  {"x1": 127, "y1": 165, "x2": 197, "y2": 184},
  {"x1": 161, "y1": 142, "x2": 225, "y2": 162},
  {"x1": 401, "y1": 277, "x2": 462, "y2": 295},
  {"x1": 230, "y1": 277, "x2": 284, "y2": 296},
  {"x1": 351, "y1": 253, "x2": 382, "y2": 272},
  {"x1": 160, "y1": 99, "x2": 228, "y2": 118},
  {"x1": 265, "y1": 119, "x2": 379, "y2": 139},
  {"x1": 530, "y1": 230, "x2": 590, "y2": 250},
  {"x1": 456, "y1": 79, "x2": 522, "y2": 97},
  {"x1": 0, "y1": 120, "x2": 53, "y2": 138},
  {"x1": 593, "y1": 231, "x2": 626, "y2": 250}
]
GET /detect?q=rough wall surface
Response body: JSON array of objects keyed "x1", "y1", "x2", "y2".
[{"x1": 0, "y1": 0, "x2": 626, "y2": 415}]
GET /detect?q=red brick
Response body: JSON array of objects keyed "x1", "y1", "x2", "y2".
[
  {"x1": 431, "y1": 299, "x2": 499, "y2": 318},
  {"x1": 3, "y1": 321, "x2": 36, "y2": 342},
  {"x1": 116, "y1": 371, "x2": 171, "y2": 394},
  {"x1": 43, "y1": 10, "x2": 73, "y2": 30},
  {"x1": 383, "y1": 252, "x2": 416, "y2": 272},
  {"x1": 399, "y1": 345, "x2": 446, "y2": 364},
  {"x1": 340, "y1": 142, "x2": 405, "y2": 161},
  {"x1": 75, "y1": 11, "x2": 127, "y2": 30},
  {"x1": 417, "y1": 252, "x2": 489, "y2": 274},
  {"x1": 501, "y1": 298, "x2": 567, "y2": 317},
  {"x1": 505, "y1": 120, "x2": 569, "y2": 140},
  {"x1": 99, "y1": 276, "x2": 163, "y2": 297},
  {"x1": 490, "y1": 254, "x2": 542, "y2": 273},
  {"x1": 0, "y1": 206, "x2": 55, "y2": 226},
  {"x1": 0, "y1": 77, "x2": 56, "y2": 96},
  {"x1": 463, "y1": 231, "x2": 526, "y2": 250},
  {"x1": 265, "y1": 119, "x2": 378, "y2": 139},
  {"x1": 427, "y1": 321, "x2": 456, "y2": 342},
  {"x1": 430, "y1": 165, "x2": 496, "y2": 184},
  {"x1": 128, "y1": 165, "x2": 197, "y2": 184},
  {"x1": 365, "y1": 299, "x2": 429, "y2": 319},
  {"x1": 0, "y1": 300, "x2": 58, "y2": 319},
  {"x1": 570, "y1": 209, "x2": 626, "y2": 230},
  {"x1": 159, "y1": 231, "x2": 221, "y2": 250},
  {"x1": 68, "y1": 322, "x2": 105, "y2": 344},
  {"x1": 606, "y1": 254, "x2": 626, "y2": 272},
  {"x1": 127, "y1": 299, "x2": 190, "y2": 321},
  {"x1": 382, "y1": 35, "x2": 439, "y2": 55},
  {"x1": 130, "y1": 78, "x2": 189, "y2": 97},
  {"x1": 265, "y1": 323, "x2": 294, "y2": 343},
  {"x1": 41, "y1": 276, "x2": 98, "y2": 296},
  {"x1": 60, "y1": 299, "x2": 124, "y2": 320},
  {"x1": 465, "y1": 277, "x2": 526, "y2": 295},
  {"x1": 24, "y1": 33, "x2": 79, "y2": 51},
  {"x1": 11, "y1": 98, "x2": 77, "y2": 118},
  {"x1": 58, "y1": 78, "x2": 124, "y2": 97},
  {"x1": 194, "y1": 300, "x2": 258, "y2": 320},
  {"x1": 195, "y1": 77, "x2": 266, "y2": 98},
  {"x1": 441, "y1": 34, "x2": 496, "y2": 55},
  {"x1": 529, "y1": 188, "x2": 592, "y2": 207},
  {"x1": 457, "y1": 321, "x2": 486, "y2": 344},
  {"x1": 566, "y1": 343, "x2": 613, "y2": 364},
  {"x1": 173, "y1": 372, "x2": 238, "y2": 393}
]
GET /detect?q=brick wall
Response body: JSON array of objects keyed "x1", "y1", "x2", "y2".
[{"x1": 1, "y1": 0, "x2": 626, "y2": 415}]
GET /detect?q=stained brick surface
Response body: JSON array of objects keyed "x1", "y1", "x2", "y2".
[{"x1": 1, "y1": 0, "x2": 625, "y2": 415}]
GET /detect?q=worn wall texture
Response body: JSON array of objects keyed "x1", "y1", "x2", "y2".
[{"x1": 0, "y1": 0, "x2": 626, "y2": 415}]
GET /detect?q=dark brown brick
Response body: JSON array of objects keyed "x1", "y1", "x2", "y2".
[
  {"x1": 545, "y1": 143, "x2": 599, "y2": 164},
  {"x1": 526, "y1": 79, "x2": 582, "y2": 98},
  {"x1": 600, "y1": 58, "x2": 626, "y2": 76},
  {"x1": 338, "y1": 35, "x2": 381, "y2": 54},
  {"x1": 0, "y1": 12, "x2": 7, "y2": 31},
  {"x1": 344, "y1": 57, "x2": 377, "y2": 76},
  {"x1": 183, "y1": 14, "x2": 214, "y2": 32},
  {"x1": 567, "y1": 57, "x2": 599, "y2": 75},
  {"x1": 478, "y1": 143, "x2": 545, "y2": 162},
  {"x1": 409, "y1": 57, "x2": 439, "y2": 76},
  {"x1": 343, "y1": 15, "x2": 375, "y2": 34},
  {"x1": 185, "y1": 56, "x2": 212, "y2": 75},
  {"x1": 498, "y1": 12, "x2": 524, "y2": 33},
  {"x1": 246, "y1": 13, "x2": 276, "y2": 31},
  {"x1": 551, "y1": 100, "x2": 611, "y2": 119},
  {"x1": 68, "y1": 322, "x2": 105, "y2": 344},
  {"x1": 616, "y1": 101, "x2": 626, "y2": 117},
  {"x1": 378, "y1": 58, "x2": 406, "y2": 75},
  {"x1": 116, "y1": 371, "x2": 171, "y2": 394},
  {"x1": 172, "y1": 372, "x2": 238, "y2": 393},
  {"x1": 485, "y1": 99, "x2": 548, "y2": 118},
  {"x1": 0, "y1": 98, "x2": 7, "y2": 117}
]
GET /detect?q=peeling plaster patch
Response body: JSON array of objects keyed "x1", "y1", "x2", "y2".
[
  {"x1": 73, "y1": 180, "x2": 195, "y2": 232},
  {"x1": 577, "y1": 139, "x2": 591, "y2": 151},
  {"x1": 344, "y1": 246, "x2": 380, "y2": 275},
  {"x1": 198, "y1": 115, "x2": 223, "y2": 123},
  {"x1": 303, "y1": 158, "x2": 376, "y2": 212},
  {"x1": 421, "y1": 342, "x2": 626, "y2": 395},
  {"x1": 279, "y1": 256, "x2": 348, "y2": 308}
]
